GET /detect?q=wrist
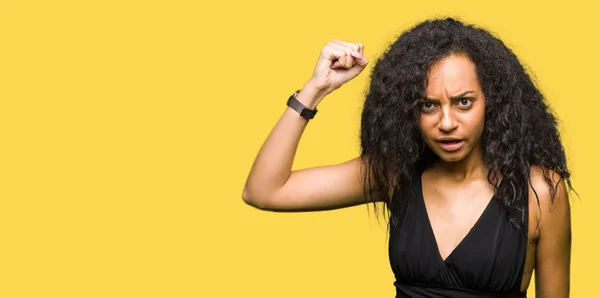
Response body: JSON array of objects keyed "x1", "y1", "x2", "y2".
[{"x1": 296, "y1": 80, "x2": 329, "y2": 109}]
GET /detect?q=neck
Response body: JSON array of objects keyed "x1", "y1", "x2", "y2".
[{"x1": 433, "y1": 143, "x2": 487, "y2": 181}]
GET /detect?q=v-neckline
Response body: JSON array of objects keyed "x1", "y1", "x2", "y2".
[{"x1": 418, "y1": 169, "x2": 499, "y2": 263}]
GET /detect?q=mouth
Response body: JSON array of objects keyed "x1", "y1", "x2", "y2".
[{"x1": 436, "y1": 139, "x2": 464, "y2": 152}]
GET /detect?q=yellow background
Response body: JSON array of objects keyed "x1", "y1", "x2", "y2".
[{"x1": 1, "y1": 0, "x2": 597, "y2": 297}]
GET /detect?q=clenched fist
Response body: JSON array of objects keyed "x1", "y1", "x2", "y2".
[{"x1": 309, "y1": 39, "x2": 369, "y2": 95}]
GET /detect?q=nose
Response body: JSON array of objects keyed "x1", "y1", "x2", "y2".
[{"x1": 438, "y1": 107, "x2": 458, "y2": 132}]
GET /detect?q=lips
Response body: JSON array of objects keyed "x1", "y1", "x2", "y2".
[
  {"x1": 437, "y1": 137, "x2": 463, "y2": 142},
  {"x1": 436, "y1": 139, "x2": 464, "y2": 152}
]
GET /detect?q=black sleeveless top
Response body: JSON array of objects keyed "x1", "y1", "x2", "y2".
[{"x1": 388, "y1": 166, "x2": 529, "y2": 298}]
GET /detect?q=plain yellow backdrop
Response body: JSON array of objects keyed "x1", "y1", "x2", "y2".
[{"x1": 1, "y1": 0, "x2": 598, "y2": 297}]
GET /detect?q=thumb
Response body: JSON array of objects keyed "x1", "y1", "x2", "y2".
[{"x1": 351, "y1": 51, "x2": 368, "y2": 67}]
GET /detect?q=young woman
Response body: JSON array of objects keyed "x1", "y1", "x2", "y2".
[{"x1": 242, "y1": 17, "x2": 572, "y2": 298}]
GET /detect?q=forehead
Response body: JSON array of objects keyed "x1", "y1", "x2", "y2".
[{"x1": 425, "y1": 54, "x2": 480, "y2": 96}]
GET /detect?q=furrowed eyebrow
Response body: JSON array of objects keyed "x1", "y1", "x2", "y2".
[{"x1": 423, "y1": 91, "x2": 475, "y2": 101}]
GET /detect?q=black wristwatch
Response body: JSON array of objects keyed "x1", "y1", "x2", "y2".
[{"x1": 287, "y1": 89, "x2": 318, "y2": 120}]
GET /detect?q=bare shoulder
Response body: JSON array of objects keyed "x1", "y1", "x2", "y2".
[
  {"x1": 527, "y1": 165, "x2": 571, "y2": 243},
  {"x1": 528, "y1": 165, "x2": 570, "y2": 211}
]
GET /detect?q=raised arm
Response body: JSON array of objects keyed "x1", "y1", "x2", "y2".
[
  {"x1": 242, "y1": 40, "x2": 377, "y2": 212},
  {"x1": 243, "y1": 154, "x2": 379, "y2": 212}
]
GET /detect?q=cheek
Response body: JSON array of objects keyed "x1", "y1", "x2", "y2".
[
  {"x1": 465, "y1": 110, "x2": 486, "y2": 139},
  {"x1": 419, "y1": 118, "x2": 432, "y2": 139},
  {"x1": 477, "y1": 117, "x2": 486, "y2": 134},
  {"x1": 418, "y1": 117, "x2": 435, "y2": 139}
]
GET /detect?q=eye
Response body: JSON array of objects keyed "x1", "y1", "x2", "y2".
[
  {"x1": 457, "y1": 98, "x2": 473, "y2": 108},
  {"x1": 420, "y1": 101, "x2": 437, "y2": 112}
]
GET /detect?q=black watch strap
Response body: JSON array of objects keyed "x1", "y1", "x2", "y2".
[{"x1": 287, "y1": 89, "x2": 318, "y2": 120}]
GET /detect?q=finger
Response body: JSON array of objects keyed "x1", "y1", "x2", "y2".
[
  {"x1": 324, "y1": 42, "x2": 360, "y2": 69},
  {"x1": 338, "y1": 54, "x2": 348, "y2": 68},
  {"x1": 335, "y1": 52, "x2": 351, "y2": 69},
  {"x1": 328, "y1": 41, "x2": 356, "y2": 62},
  {"x1": 330, "y1": 40, "x2": 363, "y2": 67},
  {"x1": 344, "y1": 52, "x2": 354, "y2": 68},
  {"x1": 351, "y1": 51, "x2": 368, "y2": 66},
  {"x1": 323, "y1": 43, "x2": 348, "y2": 63}
]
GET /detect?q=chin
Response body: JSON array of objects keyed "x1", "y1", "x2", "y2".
[
  {"x1": 438, "y1": 155, "x2": 465, "y2": 163},
  {"x1": 432, "y1": 147, "x2": 469, "y2": 163}
]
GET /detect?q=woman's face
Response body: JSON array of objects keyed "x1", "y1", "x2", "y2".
[{"x1": 418, "y1": 54, "x2": 486, "y2": 163}]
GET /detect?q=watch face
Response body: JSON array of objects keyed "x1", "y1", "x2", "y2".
[
  {"x1": 288, "y1": 90, "x2": 316, "y2": 119},
  {"x1": 300, "y1": 108, "x2": 316, "y2": 119}
]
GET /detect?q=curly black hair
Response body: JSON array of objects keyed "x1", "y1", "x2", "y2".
[{"x1": 359, "y1": 17, "x2": 574, "y2": 233}]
